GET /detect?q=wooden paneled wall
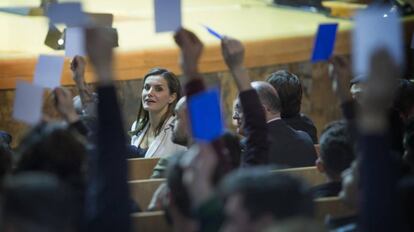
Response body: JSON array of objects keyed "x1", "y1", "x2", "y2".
[{"x1": 0, "y1": 59, "x2": 343, "y2": 148}]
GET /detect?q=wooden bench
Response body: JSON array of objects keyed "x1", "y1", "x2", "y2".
[
  {"x1": 128, "y1": 158, "x2": 160, "y2": 180},
  {"x1": 274, "y1": 166, "x2": 326, "y2": 187},
  {"x1": 314, "y1": 196, "x2": 355, "y2": 222},
  {"x1": 129, "y1": 178, "x2": 165, "y2": 210},
  {"x1": 131, "y1": 211, "x2": 171, "y2": 232}
]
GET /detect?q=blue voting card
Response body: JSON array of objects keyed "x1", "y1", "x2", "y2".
[
  {"x1": 47, "y1": 2, "x2": 89, "y2": 27},
  {"x1": 154, "y1": 0, "x2": 181, "y2": 33},
  {"x1": 188, "y1": 88, "x2": 224, "y2": 141},
  {"x1": 311, "y1": 23, "x2": 338, "y2": 62}
]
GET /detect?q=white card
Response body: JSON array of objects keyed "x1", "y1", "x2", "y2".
[
  {"x1": 47, "y1": 2, "x2": 89, "y2": 27},
  {"x1": 154, "y1": 0, "x2": 181, "y2": 33},
  {"x1": 13, "y1": 82, "x2": 44, "y2": 125},
  {"x1": 33, "y1": 55, "x2": 65, "y2": 89},
  {"x1": 352, "y1": 6, "x2": 403, "y2": 79},
  {"x1": 65, "y1": 27, "x2": 86, "y2": 58}
]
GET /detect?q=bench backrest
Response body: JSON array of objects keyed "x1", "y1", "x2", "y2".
[
  {"x1": 129, "y1": 178, "x2": 165, "y2": 210},
  {"x1": 128, "y1": 158, "x2": 160, "y2": 180},
  {"x1": 131, "y1": 211, "x2": 171, "y2": 232},
  {"x1": 274, "y1": 166, "x2": 326, "y2": 186}
]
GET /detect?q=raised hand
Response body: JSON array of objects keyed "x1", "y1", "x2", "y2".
[
  {"x1": 70, "y1": 55, "x2": 86, "y2": 82},
  {"x1": 85, "y1": 27, "x2": 116, "y2": 84},
  {"x1": 329, "y1": 56, "x2": 353, "y2": 103},
  {"x1": 173, "y1": 28, "x2": 204, "y2": 79},
  {"x1": 220, "y1": 36, "x2": 251, "y2": 91},
  {"x1": 221, "y1": 37, "x2": 245, "y2": 71},
  {"x1": 54, "y1": 87, "x2": 79, "y2": 123},
  {"x1": 358, "y1": 49, "x2": 400, "y2": 132}
]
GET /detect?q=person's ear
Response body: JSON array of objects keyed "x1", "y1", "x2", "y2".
[
  {"x1": 316, "y1": 157, "x2": 325, "y2": 173},
  {"x1": 169, "y1": 93, "x2": 177, "y2": 104}
]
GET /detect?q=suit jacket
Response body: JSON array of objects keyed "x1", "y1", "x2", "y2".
[
  {"x1": 267, "y1": 119, "x2": 316, "y2": 168},
  {"x1": 283, "y1": 114, "x2": 318, "y2": 144}
]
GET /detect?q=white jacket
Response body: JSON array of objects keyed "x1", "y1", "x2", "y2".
[{"x1": 130, "y1": 116, "x2": 187, "y2": 158}]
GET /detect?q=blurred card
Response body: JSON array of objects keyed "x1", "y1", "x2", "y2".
[
  {"x1": 87, "y1": 13, "x2": 114, "y2": 27},
  {"x1": 13, "y1": 82, "x2": 44, "y2": 125},
  {"x1": 202, "y1": 25, "x2": 223, "y2": 40},
  {"x1": 154, "y1": 0, "x2": 181, "y2": 33},
  {"x1": 352, "y1": 6, "x2": 403, "y2": 78},
  {"x1": 188, "y1": 88, "x2": 224, "y2": 141},
  {"x1": 311, "y1": 23, "x2": 338, "y2": 62},
  {"x1": 47, "y1": 2, "x2": 89, "y2": 27},
  {"x1": 65, "y1": 27, "x2": 86, "y2": 57},
  {"x1": 33, "y1": 55, "x2": 65, "y2": 89},
  {"x1": 0, "y1": 7, "x2": 31, "y2": 16}
]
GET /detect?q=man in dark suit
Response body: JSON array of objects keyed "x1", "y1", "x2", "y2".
[
  {"x1": 248, "y1": 81, "x2": 317, "y2": 167},
  {"x1": 266, "y1": 70, "x2": 318, "y2": 144}
]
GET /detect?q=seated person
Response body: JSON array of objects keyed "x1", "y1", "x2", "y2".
[
  {"x1": 327, "y1": 160, "x2": 359, "y2": 231},
  {"x1": 235, "y1": 81, "x2": 316, "y2": 167},
  {"x1": 129, "y1": 68, "x2": 187, "y2": 158},
  {"x1": 266, "y1": 70, "x2": 318, "y2": 143},
  {"x1": 0, "y1": 131, "x2": 12, "y2": 180},
  {"x1": 219, "y1": 168, "x2": 314, "y2": 232},
  {"x1": 1, "y1": 172, "x2": 79, "y2": 232},
  {"x1": 312, "y1": 121, "x2": 355, "y2": 198}
]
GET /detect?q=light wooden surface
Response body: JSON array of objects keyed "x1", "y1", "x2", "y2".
[
  {"x1": 129, "y1": 178, "x2": 165, "y2": 210},
  {"x1": 0, "y1": 0, "x2": 354, "y2": 89},
  {"x1": 274, "y1": 166, "x2": 326, "y2": 186},
  {"x1": 314, "y1": 196, "x2": 356, "y2": 222},
  {"x1": 131, "y1": 211, "x2": 171, "y2": 232},
  {"x1": 128, "y1": 157, "x2": 160, "y2": 180}
]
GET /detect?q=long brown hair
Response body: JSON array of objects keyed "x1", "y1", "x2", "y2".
[{"x1": 130, "y1": 68, "x2": 183, "y2": 137}]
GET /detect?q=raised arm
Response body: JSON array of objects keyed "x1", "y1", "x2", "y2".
[
  {"x1": 357, "y1": 49, "x2": 400, "y2": 232},
  {"x1": 174, "y1": 29, "x2": 206, "y2": 96},
  {"x1": 70, "y1": 56, "x2": 96, "y2": 115},
  {"x1": 83, "y1": 27, "x2": 130, "y2": 232},
  {"x1": 221, "y1": 37, "x2": 268, "y2": 166}
]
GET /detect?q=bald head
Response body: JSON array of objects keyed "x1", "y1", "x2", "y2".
[
  {"x1": 172, "y1": 97, "x2": 191, "y2": 146},
  {"x1": 251, "y1": 81, "x2": 281, "y2": 115}
]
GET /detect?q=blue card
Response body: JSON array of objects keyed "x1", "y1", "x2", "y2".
[
  {"x1": 47, "y1": 2, "x2": 89, "y2": 27},
  {"x1": 154, "y1": 0, "x2": 181, "y2": 33},
  {"x1": 202, "y1": 25, "x2": 223, "y2": 40},
  {"x1": 311, "y1": 23, "x2": 338, "y2": 62},
  {"x1": 188, "y1": 88, "x2": 224, "y2": 141},
  {"x1": 0, "y1": 7, "x2": 31, "y2": 16}
]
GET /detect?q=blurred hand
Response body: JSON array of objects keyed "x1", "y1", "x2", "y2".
[
  {"x1": 85, "y1": 27, "x2": 115, "y2": 82},
  {"x1": 181, "y1": 143, "x2": 218, "y2": 207},
  {"x1": 329, "y1": 56, "x2": 353, "y2": 103},
  {"x1": 70, "y1": 55, "x2": 86, "y2": 82},
  {"x1": 54, "y1": 87, "x2": 79, "y2": 123},
  {"x1": 221, "y1": 37, "x2": 245, "y2": 71},
  {"x1": 358, "y1": 49, "x2": 400, "y2": 132},
  {"x1": 363, "y1": 49, "x2": 399, "y2": 114},
  {"x1": 174, "y1": 28, "x2": 204, "y2": 78},
  {"x1": 147, "y1": 183, "x2": 168, "y2": 211}
]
